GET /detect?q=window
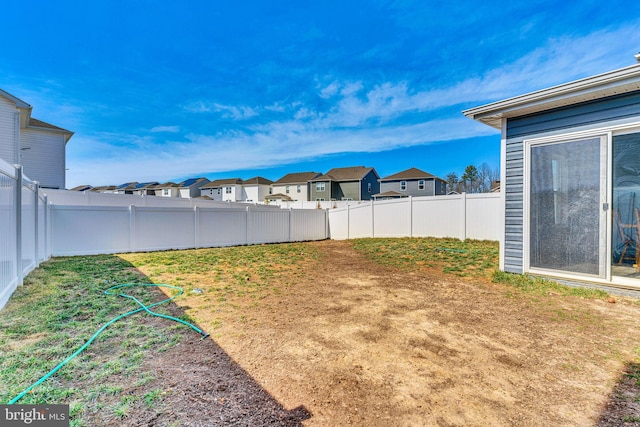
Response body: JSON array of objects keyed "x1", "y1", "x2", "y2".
[
  {"x1": 418, "y1": 180, "x2": 425, "y2": 190},
  {"x1": 316, "y1": 182, "x2": 325, "y2": 191},
  {"x1": 400, "y1": 181, "x2": 407, "y2": 191},
  {"x1": 163, "y1": 189, "x2": 169, "y2": 196},
  {"x1": 217, "y1": 188, "x2": 221, "y2": 195},
  {"x1": 315, "y1": 198, "x2": 325, "y2": 201},
  {"x1": 368, "y1": 183, "x2": 372, "y2": 193},
  {"x1": 269, "y1": 188, "x2": 272, "y2": 194},
  {"x1": 225, "y1": 187, "x2": 232, "y2": 194},
  {"x1": 286, "y1": 185, "x2": 290, "y2": 194},
  {"x1": 297, "y1": 185, "x2": 301, "y2": 193}
]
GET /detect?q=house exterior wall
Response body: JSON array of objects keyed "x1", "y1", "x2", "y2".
[
  {"x1": 380, "y1": 178, "x2": 441, "y2": 197},
  {"x1": 503, "y1": 90, "x2": 640, "y2": 274},
  {"x1": 0, "y1": 96, "x2": 18, "y2": 165},
  {"x1": 20, "y1": 128, "x2": 66, "y2": 189},
  {"x1": 310, "y1": 180, "x2": 332, "y2": 200},
  {"x1": 201, "y1": 187, "x2": 223, "y2": 201},
  {"x1": 272, "y1": 183, "x2": 308, "y2": 200},
  {"x1": 242, "y1": 184, "x2": 271, "y2": 202},
  {"x1": 158, "y1": 187, "x2": 179, "y2": 197},
  {"x1": 359, "y1": 170, "x2": 380, "y2": 200}
]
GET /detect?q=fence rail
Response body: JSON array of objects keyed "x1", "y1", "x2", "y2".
[{"x1": 327, "y1": 193, "x2": 501, "y2": 241}]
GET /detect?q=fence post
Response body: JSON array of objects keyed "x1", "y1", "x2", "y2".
[
  {"x1": 129, "y1": 205, "x2": 136, "y2": 252},
  {"x1": 347, "y1": 203, "x2": 350, "y2": 240},
  {"x1": 194, "y1": 206, "x2": 200, "y2": 248},
  {"x1": 245, "y1": 206, "x2": 251, "y2": 244},
  {"x1": 409, "y1": 196, "x2": 413, "y2": 238},
  {"x1": 370, "y1": 201, "x2": 374, "y2": 238},
  {"x1": 461, "y1": 192, "x2": 467, "y2": 240},
  {"x1": 14, "y1": 165, "x2": 23, "y2": 286},
  {"x1": 44, "y1": 195, "x2": 50, "y2": 260},
  {"x1": 33, "y1": 181, "x2": 39, "y2": 268}
]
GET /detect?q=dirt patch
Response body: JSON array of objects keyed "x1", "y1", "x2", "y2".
[{"x1": 119, "y1": 240, "x2": 640, "y2": 426}]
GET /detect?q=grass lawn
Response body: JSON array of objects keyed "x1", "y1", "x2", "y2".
[{"x1": 1, "y1": 238, "x2": 639, "y2": 426}]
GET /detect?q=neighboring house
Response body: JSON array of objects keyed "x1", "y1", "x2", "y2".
[
  {"x1": 131, "y1": 182, "x2": 160, "y2": 196},
  {"x1": 154, "y1": 182, "x2": 180, "y2": 198},
  {"x1": 0, "y1": 89, "x2": 73, "y2": 189},
  {"x1": 376, "y1": 167, "x2": 446, "y2": 198},
  {"x1": 90, "y1": 185, "x2": 117, "y2": 193},
  {"x1": 271, "y1": 172, "x2": 321, "y2": 201},
  {"x1": 113, "y1": 182, "x2": 139, "y2": 195},
  {"x1": 464, "y1": 60, "x2": 640, "y2": 290},
  {"x1": 309, "y1": 166, "x2": 380, "y2": 201},
  {"x1": 200, "y1": 178, "x2": 243, "y2": 201},
  {"x1": 241, "y1": 176, "x2": 273, "y2": 202},
  {"x1": 70, "y1": 185, "x2": 93, "y2": 191},
  {"x1": 178, "y1": 177, "x2": 210, "y2": 198}
]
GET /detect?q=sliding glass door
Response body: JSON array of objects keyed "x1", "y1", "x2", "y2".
[
  {"x1": 612, "y1": 131, "x2": 640, "y2": 279},
  {"x1": 528, "y1": 136, "x2": 607, "y2": 278}
]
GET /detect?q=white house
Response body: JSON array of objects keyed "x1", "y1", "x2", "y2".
[
  {"x1": 0, "y1": 89, "x2": 73, "y2": 189},
  {"x1": 178, "y1": 177, "x2": 210, "y2": 198},
  {"x1": 200, "y1": 178, "x2": 243, "y2": 201},
  {"x1": 241, "y1": 176, "x2": 272, "y2": 202},
  {"x1": 154, "y1": 182, "x2": 180, "y2": 197},
  {"x1": 271, "y1": 172, "x2": 321, "y2": 201}
]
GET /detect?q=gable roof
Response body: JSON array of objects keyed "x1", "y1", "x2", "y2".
[
  {"x1": 379, "y1": 167, "x2": 440, "y2": 181},
  {"x1": 463, "y1": 63, "x2": 640, "y2": 129},
  {"x1": 179, "y1": 177, "x2": 209, "y2": 188},
  {"x1": 273, "y1": 172, "x2": 322, "y2": 184},
  {"x1": 312, "y1": 166, "x2": 378, "y2": 181},
  {"x1": 201, "y1": 178, "x2": 243, "y2": 189},
  {"x1": 243, "y1": 176, "x2": 273, "y2": 185},
  {"x1": 372, "y1": 190, "x2": 409, "y2": 199}
]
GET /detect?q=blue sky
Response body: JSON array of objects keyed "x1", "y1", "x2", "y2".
[{"x1": 2, "y1": 1, "x2": 640, "y2": 188}]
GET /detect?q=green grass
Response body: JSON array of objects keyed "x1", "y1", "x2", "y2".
[
  {"x1": 492, "y1": 271, "x2": 609, "y2": 299},
  {"x1": 0, "y1": 255, "x2": 184, "y2": 424},
  {"x1": 350, "y1": 237, "x2": 499, "y2": 278}
]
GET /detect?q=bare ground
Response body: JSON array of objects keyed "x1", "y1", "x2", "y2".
[{"x1": 115, "y1": 239, "x2": 640, "y2": 426}]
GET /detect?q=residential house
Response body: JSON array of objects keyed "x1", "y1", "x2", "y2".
[
  {"x1": 130, "y1": 182, "x2": 160, "y2": 196},
  {"x1": 70, "y1": 185, "x2": 93, "y2": 191},
  {"x1": 271, "y1": 172, "x2": 321, "y2": 201},
  {"x1": 241, "y1": 176, "x2": 273, "y2": 202},
  {"x1": 113, "y1": 182, "x2": 139, "y2": 195},
  {"x1": 90, "y1": 185, "x2": 117, "y2": 193},
  {"x1": 309, "y1": 166, "x2": 380, "y2": 201},
  {"x1": 154, "y1": 182, "x2": 180, "y2": 198},
  {"x1": 178, "y1": 177, "x2": 210, "y2": 198},
  {"x1": 376, "y1": 167, "x2": 446, "y2": 199},
  {"x1": 0, "y1": 89, "x2": 73, "y2": 189},
  {"x1": 200, "y1": 178, "x2": 243, "y2": 201},
  {"x1": 464, "y1": 60, "x2": 640, "y2": 290}
]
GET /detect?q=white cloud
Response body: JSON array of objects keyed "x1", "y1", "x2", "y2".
[
  {"x1": 150, "y1": 125, "x2": 180, "y2": 133},
  {"x1": 67, "y1": 21, "x2": 640, "y2": 188}
]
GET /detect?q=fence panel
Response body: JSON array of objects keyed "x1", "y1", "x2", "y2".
[
  {"x1": 412, "y1": 195, "x2": 464, "y2": 238},
  {"x1": 248, "y1": 207, "x2": 290, "y2": 244},
  {"x1": 197, "y1": 207, "x2": 248, "y2": 247},
  {"x1": 21, "y1": 183, "x2": 36, "y2": 275},
  {"x1": 328, "y1": 193, "x2": 501, "y2": 242},
  {"x1": 133, "y1": 207, "x2": 196, "y2": 251},
  {"x1": 0, "y1": 162, "x2": 16, "y2": 310},
  {"x1": 291, "y1": 209, "x2": 327, "y2": 241},
  {"x1": 348, "y1": 204, "x2": 373, "y2": 239},
  {"x1": 51, "y1": 206, "x2": 131, "y2": 255},
  {"x1": 374, "y1": 198, "x2": 411, "y2": 237}
]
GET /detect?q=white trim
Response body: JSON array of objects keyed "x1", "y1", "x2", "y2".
[
  {"x1": 464, "y1": 63, "x2": 640, "y2": 129},
  {"x1": 499, "y1": 118, "x2": 507, "y2": 271}
]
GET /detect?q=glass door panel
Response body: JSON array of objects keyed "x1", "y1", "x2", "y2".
[
  {"x1": 612, "y1": 132, "x2": 640, "y2": 279},
  {"x1": 529, "y1": 137, "x2": 605, "y2": 277}
]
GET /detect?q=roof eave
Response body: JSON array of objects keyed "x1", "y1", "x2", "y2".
[{"x1": 463, "y1": 63, "x2": 640, "y2": 129}]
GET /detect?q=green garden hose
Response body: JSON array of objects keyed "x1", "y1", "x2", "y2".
[{"x1": 8, "y1": 283, "x2": 208, "y2": 404}]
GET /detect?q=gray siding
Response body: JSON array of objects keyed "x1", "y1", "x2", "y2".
[
  {"x1": 380, "y1": 179, "x2": 436, "y2": 196},
  {"x1": 504, "y1": 90, "x2": 640, "y2": 274}
]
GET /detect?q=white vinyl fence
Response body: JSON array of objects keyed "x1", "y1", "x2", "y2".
[
  {"x1": 0, "y1": 161, "x2": 50, "y2": 310},
  {"x1": 49, "y1": 204, "x2": 328, "y2": 256},
  {"x1": 328, "y1": 193, "x2": 501, "y2": 241}
]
